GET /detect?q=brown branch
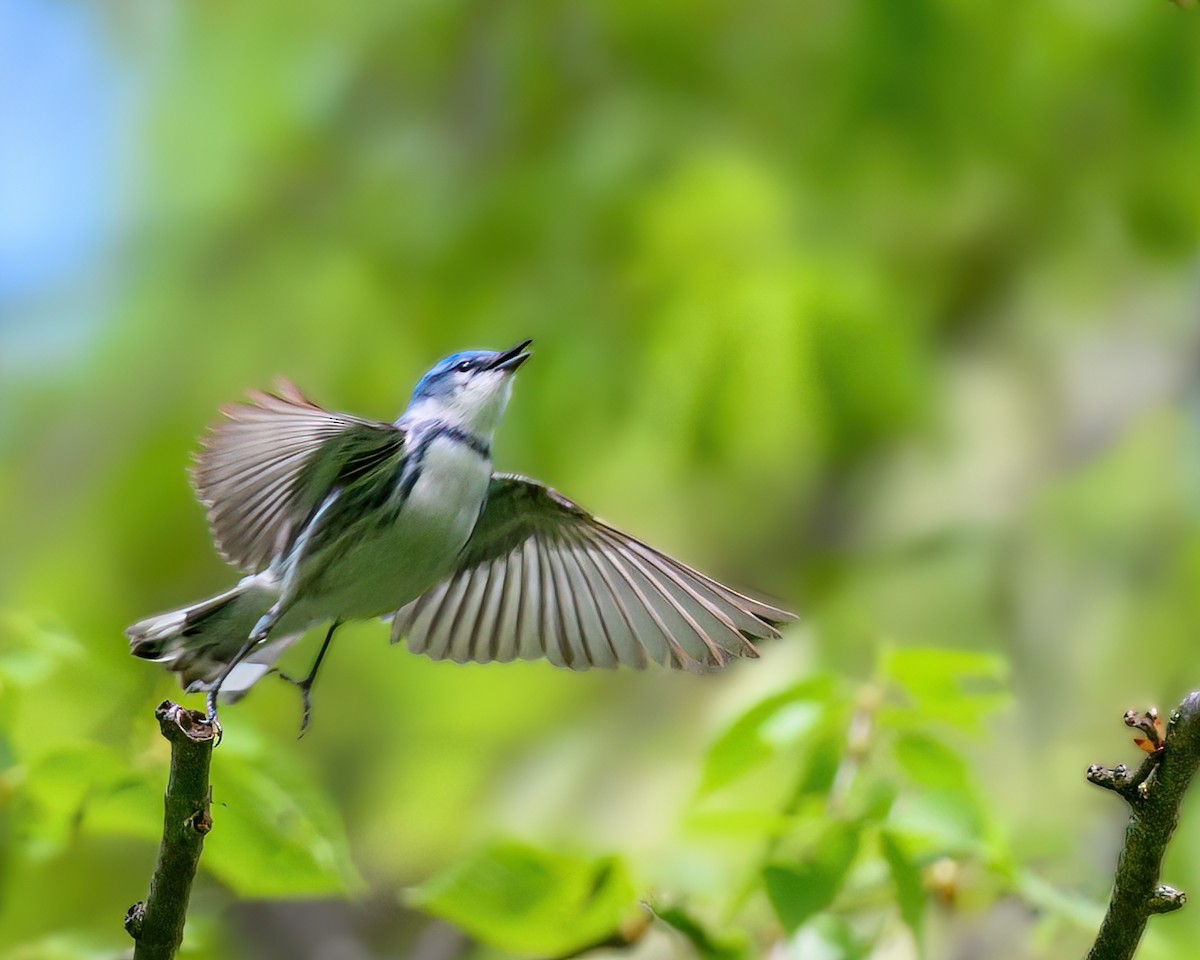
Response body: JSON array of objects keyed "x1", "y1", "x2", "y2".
[
  {"x1": 126, "y1": 701, "x2": 217, "y2": 960},
  {"x1": 1085, "y1": 693, "x2": 1200, "y2": 960}
]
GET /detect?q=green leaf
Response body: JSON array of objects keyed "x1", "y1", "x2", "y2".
[
  {"x1": 699, "y1": 676, "x2": 835, "y2": 796},
  {"x1": 0, "y1": 612, "x2": 82, "y2": 688},
  {"x1": 886, "y1": 788, "x2": 986, "y2": 858},
  {"x1": 1013, "y1": 869, "x2": 1104, "y2": 930},
  {"x1": 409, "y1": 840, "x2": 638, "y2": 957},
  {"x1": 683, "y1": 808, "x2": 807, "y2": 837},
  {"x1": 655, "y1": 905, "x2": 753, "y2": 960},
  {"x1": 76, "y1": 773, "x2": 164, "y2": 847},
  {"x1": 792, "y1": 914, "x2": 876, "y2": 960},
  {"x1": 848, "y1": 778, "x2": 899, "y2": 825},
  {"x1": 887, "y1": 731, "x2": 1005, "y2": 864},
  {"x1": 763, "y1": 820, "x2": 861, "y2": 933},
  {"x1": 892, "y1": 732, "x2": 972, "y2": 793},
  {"x1": 17, "y1": 745, "x2": 160, "y2": 854},
  {"x1": 201, "y1": 740, "x2": 360, "y2": 897},
  {"x1": 792, "y1": 718, "x2": 845, "y2": 801},
  {"x1": 881, "y1": 831, "x2": 926, "y2": 947},
  {"x1": 880, "y1": 647, "x2": 1008, "y2": 734},
  {"x1": 883, "y1": 646, "x2": 1007, "y2": 687}
]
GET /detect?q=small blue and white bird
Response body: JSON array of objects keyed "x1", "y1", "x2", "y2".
[{"x1": 127, "y1": 341, "x2": 795, "y2": 732}]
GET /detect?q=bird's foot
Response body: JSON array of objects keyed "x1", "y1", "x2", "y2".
[
  {"x1": 278, "y1": 672, "x2": 316, "y2": 738},
  {"x1": 202, "y1": 692, "x2": 224, "y2": 746}
]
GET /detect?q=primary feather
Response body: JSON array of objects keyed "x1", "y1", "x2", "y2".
[{"x1": 389, "y1": 474, "x2": 792, "y2": 672}]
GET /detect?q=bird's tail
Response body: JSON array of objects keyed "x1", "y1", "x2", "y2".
[{"x1": 126, "y1": 580, "x2": 300, "y2": 702}]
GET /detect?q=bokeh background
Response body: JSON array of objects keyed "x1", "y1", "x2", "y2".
[{"x1": 2, "y1": 1, "x2": 1200, "y2": 958}]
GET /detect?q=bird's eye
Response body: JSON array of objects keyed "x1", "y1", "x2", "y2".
[{"x1": 455, "y1": 360, "x2": 473, "y2": 373}]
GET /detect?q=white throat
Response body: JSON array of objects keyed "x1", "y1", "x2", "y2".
[{"x1": 406, "y1": 372, "x2": 513, "y2": 440}]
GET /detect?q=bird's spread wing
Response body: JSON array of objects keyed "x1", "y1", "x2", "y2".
[
  {"x1": 192, "y1": 380, "x2": 405, "y2": 573},
  {"x1": 390, "y1": 474, "x2": 795, "y2": 671}
]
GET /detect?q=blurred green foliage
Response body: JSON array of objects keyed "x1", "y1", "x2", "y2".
[
  {"x1": 410, "y1": 841, "x2": 638, "y2": 956},
  {"x1": 2, "y1": 0, "x2": 1200, "y2": 958}
]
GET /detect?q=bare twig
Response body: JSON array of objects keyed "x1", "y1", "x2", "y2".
[
  {"x1": 1085, "y1": 693, "x2": 1200, "y2": 960},
  {"x1": 126, "y1": 701, "x2": 217, "y2": 960}
]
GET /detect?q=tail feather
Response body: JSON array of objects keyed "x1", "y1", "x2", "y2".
[
  {"x1": 127, "y1": 585, "x2": 244, "y2": 660},
  {"x1": 126, "y1": 581, "x2": 300, "y2": 702}
]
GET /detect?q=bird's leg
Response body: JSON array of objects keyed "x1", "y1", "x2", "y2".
[
  {"x1": 279, "y1": 620, "x2": 341, "y2": 738},
  {"x1": 204, "y1": 603, "x2": 284, "y2": 741}
]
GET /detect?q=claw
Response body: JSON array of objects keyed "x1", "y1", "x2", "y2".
[
  {"x1": 278, "y1": 672, "x2": 315, "y2": 738},
  {"x1": 298, "y1": 691, "x2": 313, "y2": 739},
  {"x1": 276, "y1": 619, "x2": 339, "y2": 738},
  {"x1": 202, "y1": 697, "x2": 224, "y2": 747}
]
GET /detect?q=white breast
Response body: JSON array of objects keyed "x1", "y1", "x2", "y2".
[
  {"x1": 399, "y1": 435, "x2": 493, "y2": 551},
  {"x1": 284, "y1": 435, "x2": 492, "y2": 628}
]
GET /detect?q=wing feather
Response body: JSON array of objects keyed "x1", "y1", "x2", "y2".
[
  {"x1": 490, "y1": 551, "x2": 521, "y2": 663},
  {"x1": 594, "y1": 528, "x2": 727, "y2": 668},
  {"x1": 425, "y1": 569, "x2": 476, "y2": 661},
  {"x1": 500, "y1": 544, "x2": 527, "y2": 663},
  {"x1": 598, "y1": 528, "x2": 761, "y2": 657},
  {"x1": 569, "y1": 528, "x2": 650, "y2": 669},
  {"x1": 560, "y1": 539, "x2": 617, "y2": 669},
  {"x1": 402, "y1": 579, "x2": 452, "y2": 656},
  {"x1": 545, "y1": 537, "x2": 588, "y2": 670},
  {"x1": 514, "y1": 538, "x2": 543, "y2": 662},
  {"x1": 191, "y1": 381, "x2": 404, "y2": 572},
  {"x1": 391, "y1": 475, "x2": 795, "y2": 671},
  {"x1": 403, "y1": 585, "x2": 446, "y2": 662},
  {"x1": 537, "y1": 540, "x2": 570, "y2": 668},
  {"x1": 470, "y1": 559, "x2": 498, "y2": 663},
  {"x1": 589, "y1": 534, "x2": 693, "y2": 669}
]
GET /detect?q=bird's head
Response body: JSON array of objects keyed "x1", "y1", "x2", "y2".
[{"x1": 404, "y1": 339, "x2": 532, "y2": 437}]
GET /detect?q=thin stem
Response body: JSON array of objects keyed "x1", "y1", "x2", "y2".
[
  {"x1": 126, "y1": 701, "x2": 217, "y2": 960},
  {"x1": 1086, "y1": 692, "x2": 1200, "y2": 960}
]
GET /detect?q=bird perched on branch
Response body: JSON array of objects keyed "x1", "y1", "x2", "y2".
[{"x1": 127, "y1": 340, "x2": 795, "y2": 734}]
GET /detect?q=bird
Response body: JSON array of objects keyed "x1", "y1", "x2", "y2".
[{"x1": 127, "y1": 340, "x2": 795, "y2": 735}]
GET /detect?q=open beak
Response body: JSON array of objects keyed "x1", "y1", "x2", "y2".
[{"x1": 489, "y1": 338, "x2": 533, "y2": 372}]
